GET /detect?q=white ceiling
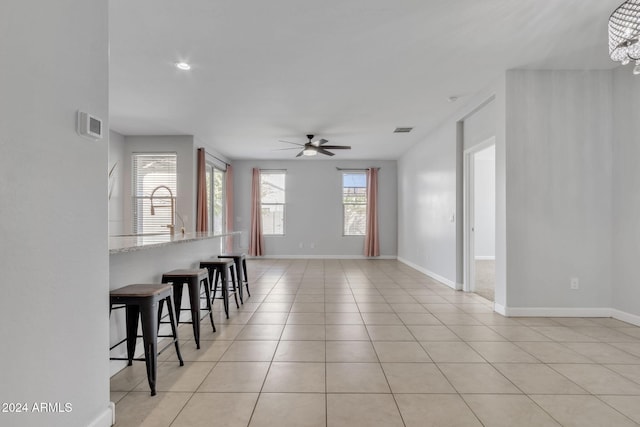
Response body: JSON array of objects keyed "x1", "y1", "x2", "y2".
[{"x1": 109, "y1": 0, "x2": 621, "y2": 160}]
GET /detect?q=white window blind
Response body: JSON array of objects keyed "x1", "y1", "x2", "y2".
[
  {"x1": 343, "y1": 172, "x2": 367, "y2": 235},
  {"x1": 132, "y1": 153, "x2": 177, "y2": 234},
  {"x1": 205, "y1": 162, "x2": 226, "y2": 235}
]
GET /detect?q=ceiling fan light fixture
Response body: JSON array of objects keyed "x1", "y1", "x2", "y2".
[
  {"x1": 609, "y1": 0, "x2": 640, "y2": 74},
  {"x1": 303, "y1": 147, "x2": 318, "y2": 156}
]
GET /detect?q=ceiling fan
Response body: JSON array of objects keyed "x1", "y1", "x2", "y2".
[{"x1": 278, "y1": 134, "x2": 351, "y2": 157}]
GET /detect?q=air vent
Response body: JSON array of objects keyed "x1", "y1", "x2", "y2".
[{"x1": 393, "y1": 127, "x2": 413, "y2": 133}]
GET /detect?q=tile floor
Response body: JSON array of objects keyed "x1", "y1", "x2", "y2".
[{"x1": 110, "y1": 259, "x2": 640, "y2": 426}]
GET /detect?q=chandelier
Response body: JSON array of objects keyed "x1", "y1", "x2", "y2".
[{"x1": 609, "y1": 0, "x2": 640, "y2": 74}]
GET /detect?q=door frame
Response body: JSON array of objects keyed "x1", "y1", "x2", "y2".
[{"x1": 463, "y1": 137, "x2": 495, "y2": 293}]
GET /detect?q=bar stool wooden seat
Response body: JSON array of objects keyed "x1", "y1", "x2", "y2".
[
  {"x1": 109, "y1": 283, "x2": 183, "y2": 396},
  {"x1": 199, "y1": 260, "x2": 239, "y2": 319},
  {"x1": 161, "y1": 269, "x2": 215, "y2": 349},
  {"x1": 218, "y1": 253, "x2": 250, "y2": 301}
]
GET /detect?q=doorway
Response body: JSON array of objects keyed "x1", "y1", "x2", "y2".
[{"x1": 464, "y1": 140, "x2": 495, "y2": 301}]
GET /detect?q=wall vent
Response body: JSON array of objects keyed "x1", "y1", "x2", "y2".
[{"x1": 393, "y1": 127, "x2": 413, "y2": 133}]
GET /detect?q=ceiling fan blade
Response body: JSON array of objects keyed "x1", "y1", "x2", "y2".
[
  {"x1": 279, "y1": 140, "x2": 305, "y2": 146},
  {"x1": 296, "y1": 150, "x2": 305, "y2": 157},
  {"x1": 273, "y1": 147, "x2": 300, "y2": 151},
  {"x1": 311, "y1": 138, "x2": 329, "y2": 147},
  {"x1": 319, "y1": 145, "x2": 351, "y2": 150},
  {"x1": 317, "y1": 148, "x2": 335, "y2": 156}
]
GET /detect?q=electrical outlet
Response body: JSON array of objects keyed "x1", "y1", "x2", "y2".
[{"x1": 570, "y1": 277, "x2": 579, "y2": 290}]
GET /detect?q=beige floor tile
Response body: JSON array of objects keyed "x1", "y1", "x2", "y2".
[
  {"x1": 414, "y1": 295, "x2": 450, "y2": 304},
  {"x1": 353, "y1": 295, "x2": 387, "y2": 303},
  {"x1": 553, "y1": 317, "x2": 602, "y2": 327},
  {"x1": 273, "y1": 340, "x2": 325, "y2": 362},
  {"x1": 357, "y1": 303, "x2": 394, "y2": 313},
  {"x1": 160, "y1": 340, "x2": 232, "y2": 363},
  {"x1": 438, "y1": 363, "x2": 520, "y2": 394},
  {"x1": 286, "y1": 312, "x2": 325, "y2": 324},
  {"x1": 294, "y1": 294, "x2": 325, "y2": 303},
  {"x1": 262, "y1": 362, "x2": 325, "y2": 392},
  {"x1": 598, "y1": 395, "x2": 640, "y2": 424},
  {"x1": 531, "y1": 326, "x2": 600, "y2": 342},
  {"x1": 290, "y1": 302, "x2": 325, "y2": 313},
  {"x1": 366, "y1": 325, "x2": 415, "y2": 341},
  {"x1": 256, "y1": 302, "x2": 292, "y2": 313},
  {"x1": 249, "y1": 393, "x2": 326, "y2": 427},
  {"x1": 593, "y1": 318, "x2": 637, "y2": 328},
  {"x1": 236, "y1": 324, "x2": 284, "y2": 341},
  {"x1": 531, "y1": 395, "x2": 638, "y2": 427},
  {"x1": 515, "y1": 342, "x2": 594, "y2": 363},
  {"x1": 134, "y1": 361, "x2": 214, "y2": 392},
  {"x1": 383, "y1": 295, "x2": 417, "y2": 303},
  {"x1": 248, "y1": 312, "x2": 289, "y2": 325},
  {"x1": 326, "y1": 340, "x2": 378, "y2": 362},
  {"x1": 327, "y1": 394, "x2": 403, "y2": 427},
  {"x1": 325, "y1": 303, "x2": 359, "y2": 312},
  {"x1": 488, "y1": 325, "x2": 551, "y2": 341},
  {"x1": 610, "y1": 342, "x2": 640, "y2": 358},
  {"x1": 617, "y1": 328, "x2": 640, "y2": 340},
  {"x1": 421, "y1": 341, "x2": 485, "y2": 363},
  {"x1": 325, "y1": 324, "x2": 370, "y2": 340},
  {"x1": 171, "y1": 393, "x2": 258, "y2": 427},
  {"x1": 361, "y1": 312, "x2": 403, "y2": 325},
  {"x1": 197, "y1": 324, "x2": 244, "y2": 341},
  {"x1": 468, "y1": 342, "x2": 540, "y2": 363},
  {"x1": 396, "y1": 394, "x2": 482, "y2": 427},
  {"x1": 324, "y1": 294, "x2": 355, "y2": 303},
  {"x1": 110, "y1": 391, "x2": 127, "y2": 404},
  {"x1": 326, "y1": 362, "x2": 390, "y2": 392},
  {"x1": 397, "y1": 312, "x2": 442, "y2": 325},
  {"x1": 493, "y1": 363, "x2": 587, "y2": 394},
  {"x1": 463, "y1": 394, "x2": 560, "y2": 427},
  {"x1": 563, "y1": 342, "x2": 640, "y2": 363},
  {"x1": 406, "y1": 325, "x2": 460, "y2": 341},
  {"x1": 382, "y1": 362, "x2": 455, "y2": 393},
  {"x1": 390, "y1": 303, "x2": 427, "y2": 313},
  {"x1": 281, "y1": 324, "x2": 326, "y2": 340},
  {"x1": 433, "y1": 313, "x2": 483, "y2": 326},
  {"x1": 571, "y1": 326, "x2": 640, "y2": 342},
  {"x1": 198, "y1": 361, "x2": 270, "y2": 392},
  {"x1": 114, "y1": 391, "x2": 192, "y2": 427},
  {"x1": 373, "y1": 341, "x2": 431, "y2": 362},
  {"x1": 110, "y1": 363, "x2": 148, "y2": 392},
  {"x1": 324, "y1": 312, "x2": 364, "y2": 324},
  {"x1": 448, "y1": 325, "x2": 507, "y2": 341},
  {"x1": 605, "y1": 363, "x2": 640, "y2": 384},
  {"x1": 264, "y1": 294, "x2": 296, "y2": 303},
  {"x1": 515, "y1": 317, "x2": 562, "y2": 327},
  {"x1": 550, "y1": 363, "x2": 640, "y2": 394},
  {"x1": 220, "y1": 340, "x2": 278, "y2": 361}
]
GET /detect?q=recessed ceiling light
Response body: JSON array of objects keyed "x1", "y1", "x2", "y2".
[
  {"x1": 448, "y1": 96, "x2": 459, "y2": 102},
  {"x1": 175, "y1": 62, "x2": 191, "y2": 71}
]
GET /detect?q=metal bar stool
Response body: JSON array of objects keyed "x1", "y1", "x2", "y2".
[
  {"x1": 218, "y1": 253, "x2": 250, "y2": 301},
  {"x1": 199, "y1": 260, "x2": 238, "y2": 319},
  {"x1": 161, "y1": 268, "x2": 215, "y2": 349},
  {"x1": 109, "y1": 283, "x2": 184, "y2": 396}
]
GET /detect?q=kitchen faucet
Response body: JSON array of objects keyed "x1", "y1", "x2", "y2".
[{"x1": 149, "y1": 185, "x2": 175, "y2": 235}]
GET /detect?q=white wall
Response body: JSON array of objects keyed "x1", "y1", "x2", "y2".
[
  {"x1": 612, "y1": 67, "x2": 640, "y2": 318},
  {"x1": 0, "y1": 1, "x2": 111, "y2": 426},
  {"x1": 398, "y1": 84, "x2": 505, "y2": 299},
  {"x1": 474, "y1": 145, "x2": 496, "y2": 259},
  {"x1": 109, "y1": 130, "x2": 125, "y2": 235},
  {"x1": 122, "y1": 136, "x2": 196, "y2": 234},
  {"x1": 233, "y1": 159, "x2": 397, "y2": 257},
  {"x1": 505, "y1": 70, "x2": 613, "y2": 309}
]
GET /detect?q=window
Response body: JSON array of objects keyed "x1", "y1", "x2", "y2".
[
  {"x1": 343, "y1": 172, "x2": 367, "y2": 235},
  {"x1": 261, "y1": 171, "x2": 285, "y2": 235},
  {"x1": 206, "y1": 163, "x2": 226, "y2": 235},
  {"x1": 132, "y1": 153, "x2": 177, "y2": 234}
]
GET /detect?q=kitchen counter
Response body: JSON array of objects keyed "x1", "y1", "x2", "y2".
[{"x1": 109, "y1": 231, "x2": 240, "y2": 254}]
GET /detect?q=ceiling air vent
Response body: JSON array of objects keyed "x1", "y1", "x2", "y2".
[{"x1": 393, "y1": 127, "x2": 413, "y2": 133}]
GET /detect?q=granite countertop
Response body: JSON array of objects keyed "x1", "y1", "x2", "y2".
[{"x1": 109, "y1": 231, "x2": 240, "y2": 254}]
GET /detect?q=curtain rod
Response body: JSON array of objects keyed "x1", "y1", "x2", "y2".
[
  {"x1": 202, "y1": 149, "x2": 230, "y2": 166},
  {"x1": 335, "y1": 167, "x2": 381, "y2": 171}
]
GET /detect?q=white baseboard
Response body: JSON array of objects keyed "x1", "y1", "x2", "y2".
[
  {"x1": 494, "y1": 302, "x2": 506, "y2": 316},
  {"x1": 248, "y1": 255, "x2": 397, "y2": 260},
  {"x1": 87, "y1": 404, "x2": 114, "y2": 427},
  {"x1": 475, "y1": 256, "x2": 495, "y2": 261},
  {"x1": 397, "y1": 257, "x2": 458, "y2": 289},
  {"x1": 611, "y1": 309, "x2": 640, "y2": 327},
  {"x1": 504, "y1": 307, "x2": 613, "y2": 318}
]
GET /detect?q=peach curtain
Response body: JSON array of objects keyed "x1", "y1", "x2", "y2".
[
  {"x1": 196, "y1": 148, "x2": 208, "y2": 232},
  {"x1": 249, "y1": 168, "x2": 264, "y2": 256},
  {"x1": 364, "y1": 167, "x2": 380, "y2": 257},
  {"x1": 225, "y1": 164, "x2": 234, "y2": 253}
]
